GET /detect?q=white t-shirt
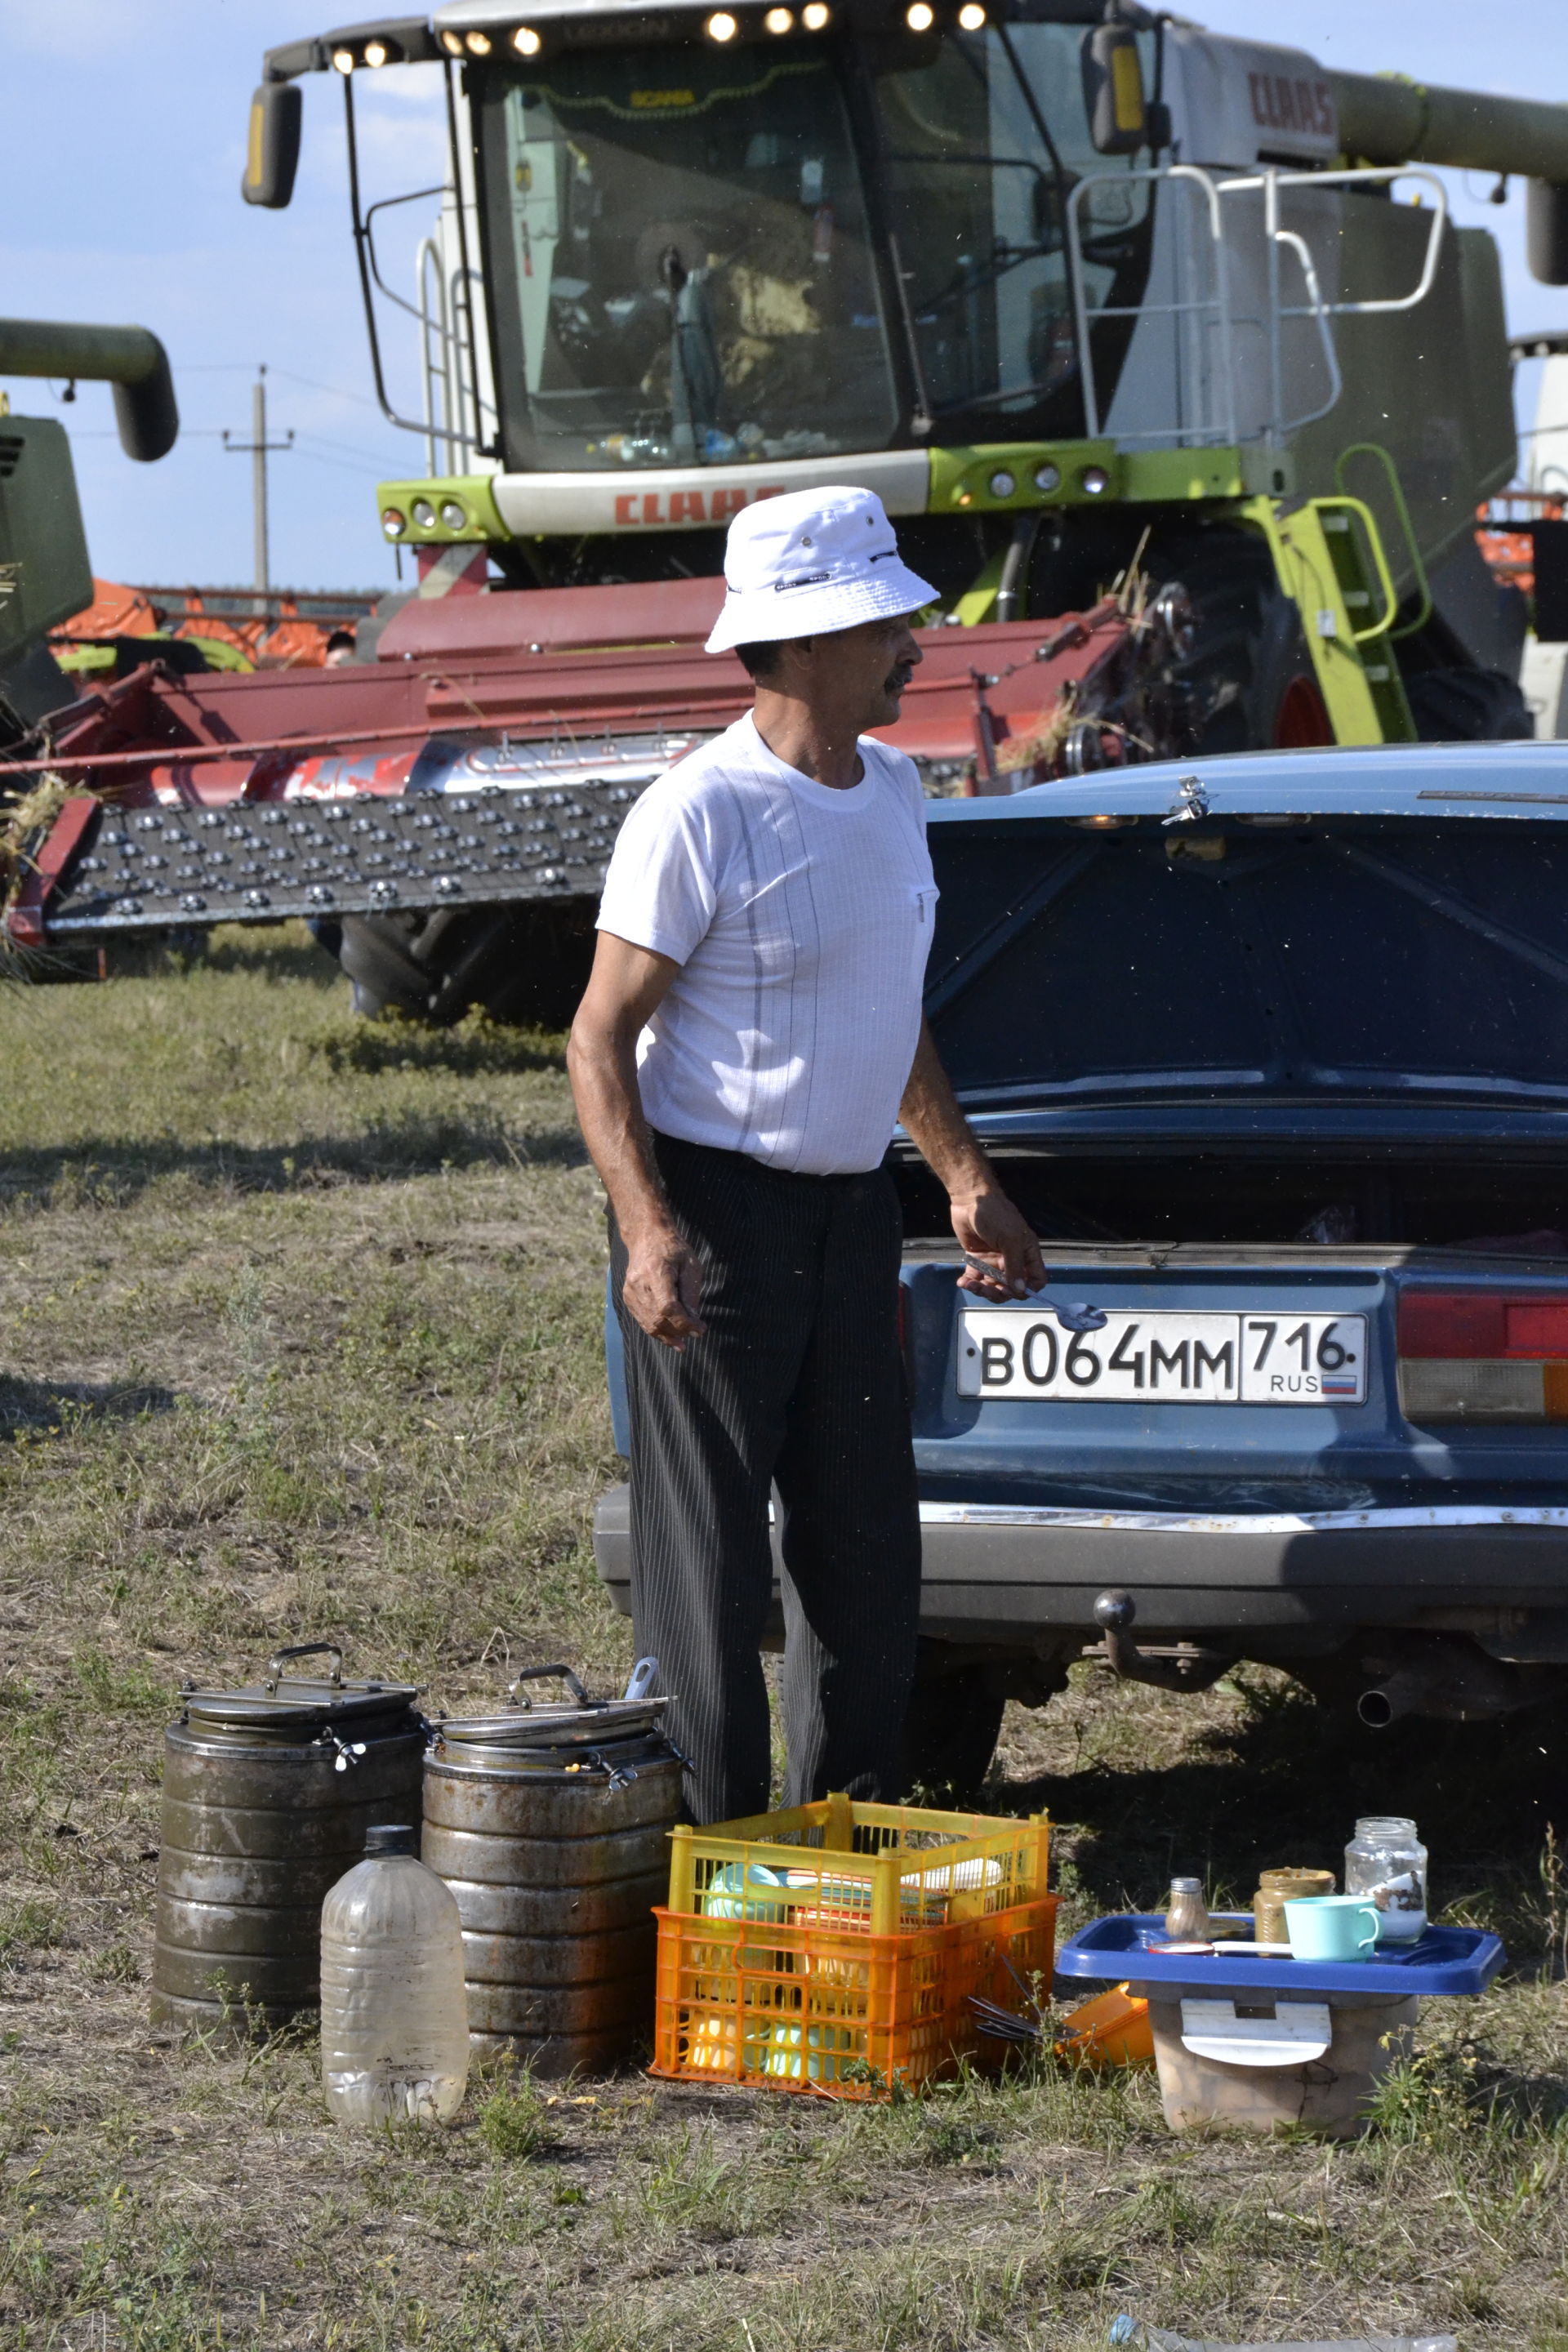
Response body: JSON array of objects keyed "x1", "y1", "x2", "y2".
[{"x1": 596, "y1": 712, "x2": 938, "y2": 1176}]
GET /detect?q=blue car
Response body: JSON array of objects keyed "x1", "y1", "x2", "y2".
[{"x1": 595, "y1": 742, "x2": 1568, "y2": 1790}]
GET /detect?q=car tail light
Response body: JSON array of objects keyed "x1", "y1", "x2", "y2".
[{"x1": 1397, "y1": 1290, "x2": 1568, "y2": 1421}]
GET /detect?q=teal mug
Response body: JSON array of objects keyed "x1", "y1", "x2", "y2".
[{"x1": 1284, "y1": 1893, "x2": 1380, "y2": 1961}]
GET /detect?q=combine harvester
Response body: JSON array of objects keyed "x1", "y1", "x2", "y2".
[{"x1": 6, "y1": 2, "x2": 1568, "y2": 1021}]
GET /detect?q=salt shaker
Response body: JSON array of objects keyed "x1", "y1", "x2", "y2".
[
  {"x1": 1164, "y1": 1876, "x2": 1211, "y2": 1940},
  {"x1": 1344, "y1": 1815, "x2": 1428, "y2": 1943}
]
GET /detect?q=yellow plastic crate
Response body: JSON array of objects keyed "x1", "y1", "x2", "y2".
[
  {"x1": 652, "y1": 1795, "x2": 1054, "y2": 2099},
  {"x1": 666, "y1": 1795, "x2": 1050, "y2": 1931}
]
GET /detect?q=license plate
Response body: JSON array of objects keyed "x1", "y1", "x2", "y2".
[{"x1": 956, "y1": 1309, "x2": 1368, "y2": 1405}]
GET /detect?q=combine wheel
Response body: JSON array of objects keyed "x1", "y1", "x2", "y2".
[
  {"x1": 1165, "y1": 526, "x2": 1532, "y2": 752},
  {"x1": 334, "y1": 903, "x2": 598, "y2": 1030},
  {"x1": 1403, "y1": 662, "x2": 1531, "y2": 743},
  {"x1": 1164, "y1": 530, "x2": 1333, "y2": 755}
]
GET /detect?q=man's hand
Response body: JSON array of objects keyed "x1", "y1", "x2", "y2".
[
  {"x1": 569, "y1": 933, "x2": 709, "y2": 1351},
  {"x1": 951, "y1": 1186, "x2": 1047, "y2": 1303},
  {"x1": 622, "y1": 1223, "x2": 708, "y2": 1350},
  {"x1": 898, "y1": 1020, "x2": 1046, "y2": 1303}
]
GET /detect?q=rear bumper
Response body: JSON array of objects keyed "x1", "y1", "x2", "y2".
[{"x1": 591, "y1": 1486, "x2": 1568, "y2": 1651}]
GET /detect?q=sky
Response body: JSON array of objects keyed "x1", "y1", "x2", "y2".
[{"x1": 3, "y1": 0, "x2": 1567, "y2": 593}]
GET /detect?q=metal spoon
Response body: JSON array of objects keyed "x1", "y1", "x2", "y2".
[{"x1": 960, "y1": 1258, "x2": 1108, "y2": 1331}]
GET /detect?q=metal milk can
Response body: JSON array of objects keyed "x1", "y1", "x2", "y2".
[
  {"x1": 152, "y1": 1643, "x2": 425, "y2": 2034},
  {"x1": 421, "y1": 1661, "x2": 683, "y2": 2077}
]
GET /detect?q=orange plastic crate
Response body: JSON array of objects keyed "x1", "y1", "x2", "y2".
[{"x1": 651, "y1": 1795, "x2": 1054, "y2": 2099}]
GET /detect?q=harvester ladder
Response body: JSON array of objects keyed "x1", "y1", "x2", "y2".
[{"x1": 1242, "y1": 492, "x2": 1418, "y2": 746}]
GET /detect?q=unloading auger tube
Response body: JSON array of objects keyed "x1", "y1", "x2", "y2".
[
  {"x1": 1328, "y1": 70, "x2": 1568, "y2": 277},
  {"x1": 0, "y1": 320, "x2": 178, "y2": 463}
]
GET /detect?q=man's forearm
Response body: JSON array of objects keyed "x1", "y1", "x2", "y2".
[
  {"x1": 898, "y1": 1019, "x2": 999, "y2": 1205},
  {"x1": 567, "y1": 1025, "x2": 675, "y2": 1244}
]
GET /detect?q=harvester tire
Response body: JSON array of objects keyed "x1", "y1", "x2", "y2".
[
  {"x1": 1165, "y1": 526, "x2": 1531, "y2": 753},
  {"x1": 1403, "y1": 663, "x2": 1532, "y2": 743},
  {"x1": 336, "y1": 903, "x2": 597, "y2": 1030},
  {"x1": 1160, "y1": 529, "x2": 1333, "y2": 755}
]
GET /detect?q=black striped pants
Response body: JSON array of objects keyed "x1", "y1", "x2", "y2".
[{"x1": 610, "y1": 1130, "x2": 920, "y2": 1826}]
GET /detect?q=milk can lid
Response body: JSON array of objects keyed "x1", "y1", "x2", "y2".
[
  {"x1": 434, "y1": 1660, "x2": 670, "y2": 1751},
  {"x1": 179, "y1": 1643, "x2": 419, "y2": 1740}
]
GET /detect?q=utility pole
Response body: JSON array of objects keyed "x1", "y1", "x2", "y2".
[{"x1": 223, "y1": 366, "x2": 292, "y2": 611}]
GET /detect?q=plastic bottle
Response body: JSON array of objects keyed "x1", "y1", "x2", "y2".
[
  {"x1": 1163, "y1": 1877, "x2": 1211, "y2": 1940},
  {"x1": 319, "y1": 1824, "x2": 470, "y2": 2126}
]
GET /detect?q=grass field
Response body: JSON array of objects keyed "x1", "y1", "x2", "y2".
[{"x1": 2, "y1": 926, "x2": 1567, "y2": 2352}]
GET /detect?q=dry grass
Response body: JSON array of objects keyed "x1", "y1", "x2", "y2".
[{"x1": 2, "y1": 926, "x2": 1567, "y2": 2350}]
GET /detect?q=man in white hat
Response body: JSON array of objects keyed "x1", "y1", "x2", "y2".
[{"x1": 568, "y1": 485, "x2": 1044, "y2": 1824}]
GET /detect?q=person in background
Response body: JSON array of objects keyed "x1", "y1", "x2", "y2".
[
  {"x1": 568, "y1": 486, "x2": 1045, "y2": 1824},
  {"x1": 323, "y1": 628, "x2": 356, "y2": 667}
]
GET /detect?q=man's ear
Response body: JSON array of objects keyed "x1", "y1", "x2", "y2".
[{"x1": 774, "y1": 636, "x2": 814, "y2": 687}]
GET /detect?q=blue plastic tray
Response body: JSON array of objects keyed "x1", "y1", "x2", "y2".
[{"x1": 1056, "y1": 1913, "x2": 1505, "y2": 1998}]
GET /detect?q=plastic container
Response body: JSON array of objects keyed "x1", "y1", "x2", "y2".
[
  {"x1": 1056, "y1": 1984, "x2": 1153, "y2": 2069},
  {"x1": 1145, "y1": 1989, "x2": 1418, "y2": 2136},
  {"x1": 1345, "y1": 1815, "x2": 1428, "y2": 1943},
  {"x1": 1055, "y1": 1913, "x2": 1503, "y2": 1998},
  {"x1": 668, "y1": 1793, "x2": 1049, "y2": 1927},
  {"x1": 1057, "y1": 1911, "x2": 1505, "y2": 2140},
  {"x1": 320, "y1": 1824, "x2": 470, "y2": 2127},
  {"x1": 652, "y1": 1794, "x2": 1054, "y2": 2099}
]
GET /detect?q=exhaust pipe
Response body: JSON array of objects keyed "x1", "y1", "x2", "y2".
[{"x1": 1356, "y1": 1634, "x2": 1562, "y2": 1727}]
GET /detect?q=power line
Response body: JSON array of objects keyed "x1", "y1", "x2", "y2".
[{"x1": 159, "y1": 360, "x2": 388, "y2": 413}]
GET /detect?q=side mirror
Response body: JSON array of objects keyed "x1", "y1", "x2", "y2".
[
  {"x1": 242, "y1": 81, "x2": 302, "y2": 210},
  {"x1": 1528, "y1": 181, "x2": 1568, "y2": 286},
  {"x1": 1081, "y1": 24, "x2": 1147, "y2": 157}
]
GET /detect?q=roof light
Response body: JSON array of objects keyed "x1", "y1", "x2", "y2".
[
  {"x1": 466, "y1": 29, "x2": 492, "y2": 54},
  {"x1": 439, "y1": 29, "x2": 464, "y2": 53},
  {"x1": 957, "y1": 2, "x2": 986, "y2": 23},
  {"x1": 331, "y1": 46, "x2": 355, "y2": 73},
  {"x1": 1080, "y1": 463, "x2": 1111, "y2": 495},
  {"x1": 706, "y1": 11, "x2": 738, "y2": 37},
  {"x1": 381, "y1": 507, "x2": 407, "y2": 539},
  {"x1": 440, "y1": 498, "x2": 468, "y2": 529},
  {"x1": 412, "y1": 498, "x2": 437, "y2": 528},
  {"x1": 765, "y1": 6, "x2": 794, "y2": 27},
  {"x1": 364, "y1": 38, "x2": 389, "y2": 65},
  {"x1": 513, "y1": 23, "x2": 542, "y2": 51},
  {"x1": 1034, "y1": 460, "x2": 1061, "y2": 492},
  {"x1": 802, "y1": 1, "x2": 830, "y2": 22},
  {"x1": 988, "y1": 469, "x2": 1016, "y2": 499},
  {"x1": 905, "y1": 2, "x2": 935, "y2": 27}
]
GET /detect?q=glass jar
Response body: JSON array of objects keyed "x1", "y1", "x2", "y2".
[
  {"x1": 1253, "y1": 1867, "x2": 1334, "y2": 1944},
  {"x1": 1164, "y1": 1877, "x2": 1211, "y2": 1941},
  {"x1": 1343, "y1": 1815, "x2": 1428, "y2": 1944}
]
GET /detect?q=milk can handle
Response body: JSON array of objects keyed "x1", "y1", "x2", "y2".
[
  {"x1": 506, "y1": 1663, "x2": 589, "y2": 1710},
  {"x1": 624, "y1": 1655, "x2": 660, "y2": 1701},
  {"x1": 265, "y1": 1641, "x2": 345, "y2": 1694}
]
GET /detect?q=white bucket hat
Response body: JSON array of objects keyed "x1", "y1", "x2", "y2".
[{"x1": 705, "y1": 484, "x2": 938, "y2": 655}]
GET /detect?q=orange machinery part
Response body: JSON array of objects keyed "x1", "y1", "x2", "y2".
[{"x1": 51, "y1": 578, "x2": 380, "y2": 670}]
